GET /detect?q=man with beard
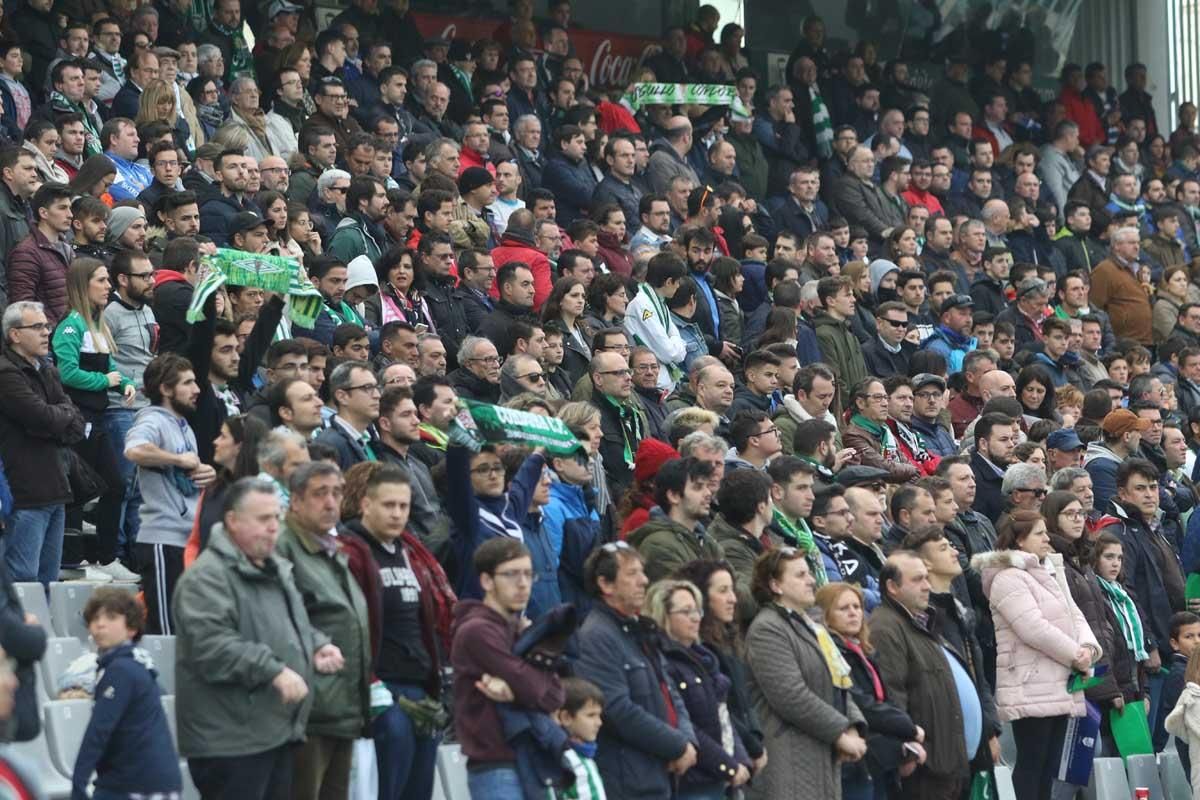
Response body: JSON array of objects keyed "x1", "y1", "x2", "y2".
[
  {"x1": 199, "y1": 149, "x2": 257, "y2": 247},
  {"x1": 681, "y1": 226, "x2": 737, "y2": 362},
  {"x1": 330, "y1": 175, "x2": 388, "y2": 265},
  {"x1": 969, "y1": 413, "x2": 1017, "y2": 521},
  {"x1": 126, "y1": 354, "x2": 215, "y2": 634},
  {"x1": 374, "y1": 385, "x2": 442, "y2": 542},
  {"x1": 103, "y1": 251, "x2": 159, "y2": 558},
  {"x1": 294, "y1": 255, "x2": 365, "y2": 348}
]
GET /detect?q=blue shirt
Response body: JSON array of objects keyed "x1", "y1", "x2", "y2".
[{"x1": 943, "y1": 645, "x2": 982, "y2": 759}]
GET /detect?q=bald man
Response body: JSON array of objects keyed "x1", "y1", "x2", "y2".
[{"x1": 646, "y1": 114, "x2": 700, "y2": 194}]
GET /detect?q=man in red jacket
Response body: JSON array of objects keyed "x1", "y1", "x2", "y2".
[
  {"x1": 450, "y1": 537, "x2": 565, "y2": 797},
  {"x1": 1059, "y1": 63, "x2": 1105, "y2": 148},
  {"x1": 490, "y1": 208, "x2": 553, "y2": 311}
]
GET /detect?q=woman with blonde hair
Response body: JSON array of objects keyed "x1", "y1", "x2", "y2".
[
  {"x1": 646, "y1": 578, "x2": 753, "y2": 799},
  {"x1": 557, "y1": 400, "x2": 610, "y2": 516},
  {"x1": 816, "y1": 580, "x2": 924, "y2": 800},
  {"x1": 135, "y1": 79, "x2": 190, "y2": 154},
  {"x1": 52, "y1": 256, "x2": 137, "y2": 579}
]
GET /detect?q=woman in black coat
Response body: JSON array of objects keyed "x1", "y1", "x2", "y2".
[
  {"x1": 675, "y1": 560, "x2": 767, "y2": 772},
  {"x1": 817, "y1": 582, "x2": 925, "y2": 800},
  {"x1": 647, "y1": 578, "x2": 753, "y2": 799}
]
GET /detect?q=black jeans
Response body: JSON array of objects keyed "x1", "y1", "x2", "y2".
[
  {"x1": 189, "y1": 744, "x2": 294, "y2": 800},
  {"x1": 66, "y1": 415, "x2": 125, "y2": 564},
  {"x1": 1011, "y1": 714, "x2": 1069, "y2": 800}
]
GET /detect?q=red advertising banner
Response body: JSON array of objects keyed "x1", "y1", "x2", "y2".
[{"x1": 411, "y1": 12, "x2": 660, "y2": 89}]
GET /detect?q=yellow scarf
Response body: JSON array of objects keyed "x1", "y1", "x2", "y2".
[{"x1": 783, "y1": 604, "x2": 853, "y2": 689}]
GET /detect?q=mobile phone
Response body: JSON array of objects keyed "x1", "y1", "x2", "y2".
[{"x1": 414, "y1": 323, "x2": 429, "y2": 334}]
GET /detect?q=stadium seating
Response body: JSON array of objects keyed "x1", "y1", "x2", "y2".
[
  {"x1": 13, "y1": 582, "x2": 53, "y2": 638},
  {"x1": 140, "y1": 635, "x2": 176, "y2": 695},
  {"x1": 437, "y1": 743, "x2": 471, "y2": 800},
  {"x1": 39, "y1": 637, "x2": 85, "y2": 703},
  {"x1": 1125, "y1": 753, "x2": 1165, "y2": 799},
  {"x1": 1158, "y1": 749, "x2": 1190, "y2": 800},
  {"x1": 44, "y1": 699, "x2": 91, "y2": 778},
  {"x1": 1086, "y1": 757, "x2": 1130, "y2": 800}
]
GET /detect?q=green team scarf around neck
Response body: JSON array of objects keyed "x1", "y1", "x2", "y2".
[
  {"x1": 772, "y1": 509, "x2": 828, "y2": 587},
  {"x1": 850, "y1": 413, "x2": 900, "y2": 461},
  {"x1": 449, "y1": 399, "x2": 584, "y2": 456},
  {"x1": 186, "y1": 248, "x2": 323, "y2": 328}
]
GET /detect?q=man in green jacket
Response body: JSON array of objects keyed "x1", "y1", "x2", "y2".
[
  {"x1": 812, "y1": 276, "x2": 868, "y2": 411},
  {"x1": 274, "y1": 461, "x2": 372, "y2": 800},
  {"x1": 328, "y1": 174, "x2": 388, "y2": 265},
  {"x1": 173, "y1": 477, "x2": 343, "y2": 800},
  {"x1": 627, "y1": 456, "x2": 725, "y2": 582}
]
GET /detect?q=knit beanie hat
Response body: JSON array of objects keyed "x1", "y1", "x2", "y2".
[
  {"x1": 633, "y1": 438, "x2": 680, "y2": 483},
  {"x1": 106, "y1": 206, "x2": 146, "y2": 245}
]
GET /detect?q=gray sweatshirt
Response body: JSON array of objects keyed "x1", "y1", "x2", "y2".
[
  {"x1": 125, "y1": 405, "x2": 200, "y2": 547},
  {"x1": 102, "y1": 298, "x2": 157, "y2": 409}
]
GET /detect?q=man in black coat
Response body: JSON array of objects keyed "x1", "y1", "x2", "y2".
[
  {"x1": 862, "y1": 301, "x2": 916, "y2": 378},
  {"x1": 477, "y1": 262, "x2": 536, "y2": 357},
  {"x1": 447, "y1": 337, "x2": 502, "y2": 404},
  {"x1": 969, "y1": 412, "x2": 1018, "y2": 522}
]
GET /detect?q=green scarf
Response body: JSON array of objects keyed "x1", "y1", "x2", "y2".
[
  {"x1": 602, "y1": 394, "x2": 643, "y2": 469},
  {"x1": 450, "y1": 399, "x2": 585, "y2": 456},
  {"x1": 850, "y1": 413, "x2": 900, "y2": 462},
  {"x1": 772, "y1": 509, "x2": 828, "y2": 587},
  {"x1": 49, "y1": 91, "x2": 101, "y2": 157},
  {"x1": 1097, "y1": 576, "x2": 1148, "y2": 661},
  {"x1": 810, "y1": 86, "x2": 833, "y2": 160},
  {"x1": 186, "y1": 248, "x2": 323, "y2": 328}
]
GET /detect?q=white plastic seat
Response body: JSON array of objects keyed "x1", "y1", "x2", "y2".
[
  {"x1": 1085, "y1": 756, "x2": 1130, "y2": 800},
  {"x1": 39, "y1": 637, "x2": 86, "y2": 703},
  {"x1": 140, "y1": 635, "x2": 176, "y2": 695},
  {"x1": 8, "y1": 723, "x2": 72, "y2": 798},
  {"x1": 13, "y1": 582, "x2": 53, "y2": 638},
  {"x1": 1158, "y1": 749, "x2": 1190, "y2": 800},
  {"x1": 161, "y1": 694, "x2": 177, "y2": 751},
  {"x1": 48, "y1": 582, "x2": 96, "y2": 641},
  {"x1": 43, "y1": 699, "x2": 92, "y2": 778},
  {"x1": 436, "y1": 743, "x2": 471, "y2": 800},
  {"x1": 1125, "y1": 753, "x2": 1164, "y2": 799}
]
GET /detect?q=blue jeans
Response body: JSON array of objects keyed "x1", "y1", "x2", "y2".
[
  {"x1": 678, "y1": 785, "x2": 728, "y2": 800},
  {"x1": 372, "y1": 682, "x2": 440, "y2": 800},
  {"x1": 5, "y1": 504, "x2": 65, "y2": 585},
  {"x1": 103, "y1": 407, "x2": 141, "y2": 556},
  {"x1": 466, "y1": 764, "x2": 521, "y2": 799}
]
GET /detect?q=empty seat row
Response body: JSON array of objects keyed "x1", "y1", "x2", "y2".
[{"x1": 14, "y1": 582, "x2": 137, "y2": 643}]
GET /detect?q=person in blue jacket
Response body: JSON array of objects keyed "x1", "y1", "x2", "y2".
[
  {"x1": 72, "y1": 587, "x2": 181, "y2": 800},
  {"x1": 446, "y1": 441, "x2": 545, "y2": 601},
  {"x1": 541, "y1": 446, "x2": 602, "y2": 617}
]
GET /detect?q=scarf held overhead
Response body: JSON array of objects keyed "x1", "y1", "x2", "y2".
[
  {"x1": 186, "y1": 248, "x2": 323, "y2": 328},
  {"x1": 450, "y1": 400, "x2": 585, "y2": 456}
]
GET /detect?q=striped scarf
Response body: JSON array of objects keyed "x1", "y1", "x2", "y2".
[
  {"x1": 1097, "y1": 576, "x2": 1149, "y2": 661},
  {"x1": 810, "y1": 85, "x2": 834, "y2": 160},
  {"x1": 186, "y1": 248, "x2": 323, "y2": 328},
  {"x1": 772, "y1": 509, "x2": 828, "y2": 587}
]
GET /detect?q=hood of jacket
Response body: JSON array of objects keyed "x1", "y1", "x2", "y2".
[
  {"x1": 1084, "y1": 440, "x2": 1122, "y2": 466},
  {"x1": 152, "y1": 269, "x2": 189, "y2": 289},
  {"x1": 627, "y1": 507, "x2": 695, "y2": 549},
  {"x1": 547, "y1": 479, "x2": 589, "y2": 516},
  {"x1": 973, "y1": 548, "x2": 1064, "y2": 596},
  {"x1": 346, "y1": 254, "x2": 379, "y2": 294},
  {"x1": 869, "y1": 259, "x2": 900, "y2": 293}
]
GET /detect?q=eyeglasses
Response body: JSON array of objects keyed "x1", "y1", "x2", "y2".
[
  {"x1": 128, "y1": 271, "x2": 155, "y2": 281},
  {"x1": 601, "y1": 541, "x2": 632, "y2": 553},
  {"x1": 345, "y1": 383, "x2": 381, "y2": 394},
  {"x1": 596, "y1": 368, "x2": 633, "y2": 378},
  {"x1": 1018, "y1": 487, "x2": 1049, "y2": 497},
  {"x1": 330, "y1": 185, "x2": 349, "y2": 194},
  {"x1": 493, "y1": 569, "x2": 538, "y2": 583},
  {"x1": 914, "y1": 391, "x2": 942, "y2": 401},
  {"x1": 262, "y1": 166, "x2": 291, "y2": 175},
  {"x1": 633, "y1": 363, "x2": 660, "y2": 373},
  {"x1": 469, "y1": 355, "x2": 501, "y2": 365},
  {"x1": 878, "y1": 317, "x2": 907, "y2": 328},
  {"x1": 865, "y1": 393, "x2": 888, "y2": 402},
  {"x1": 752, "y1": 426, "x2": 780, "y2": 438},
  {"x1": 471, "y1": 463, "x2": 505, "y2": 476},
  {"x1": 14, "y1": 322, "x2": 50, "y2": 332},
  {"x1": 516, "y1": 372, "x2": 545, "y2": 382}
]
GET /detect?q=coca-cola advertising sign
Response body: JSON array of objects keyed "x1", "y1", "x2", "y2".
[{"x1": 412, "y1": 12, "x2": 658, "y2": 89}]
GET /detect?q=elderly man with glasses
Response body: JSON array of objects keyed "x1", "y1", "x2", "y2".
[
  {"x1": 998, "y1": 461, "x2": 1048, "y2": 530},
  {"x1": 448, "y1": 336, "x2": 501, "y2": 404}
]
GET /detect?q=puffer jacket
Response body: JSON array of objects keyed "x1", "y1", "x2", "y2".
[
  {"x1": 974, "y1": 550, "x2": 1101, "y2": 722},
  {"x1": 7, "y1": 227, "x2": 72, "y2": 326},
  {"x1": 490, "y1": 229, "x2": 554, "y2": 312},
  {"x1": 627, "y1": 508, "x2": 725, "y2": 583}
]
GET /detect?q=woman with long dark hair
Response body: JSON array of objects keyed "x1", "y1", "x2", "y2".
[
  {"x1": 1016, "y1": 364, "x2": 1058, "y2": 423},
  {"x1": 582, "y1": 272, "x2": 629, "y2": 333},
  {"x1": 52, "y1": 257, "x2": 137, "y2": 579},
  {"x1": 183, "y1": 414, "x2": 268, "y2": 565},
  {"x1": 541, "y1": 276, "x2": 593, "y2": 386},
  {"x1": 68, "y1": 154, "x2": 117, "y2": 205},
  {"x1": 974, "y1": 509, "x2": 1100, "y2": 800}
]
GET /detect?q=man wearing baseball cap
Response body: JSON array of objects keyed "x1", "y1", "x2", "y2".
[
  {"x1": 909, "y1": 373, "x2": 957, "y2": 457},
  {"x1": 1045, "y1": 428, "x2": 1086, "y2": 474},
  {"x1": 922, "y1": 293, "x2": 976, "y2": 373},
  {"x1": 996, "y1": 277, "x2": 1052, "y2": 353},
  {"x1": 1085, "y1": 408, "x2": 1151, "y2": 509}
]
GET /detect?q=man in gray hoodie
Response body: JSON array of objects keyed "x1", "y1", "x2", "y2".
[
  {"x1": 102, "y1": 250, "x2": 158, "y2": 576},
  {"x1": 125, "y1": 353, "x2": 215, "y2": 635}
]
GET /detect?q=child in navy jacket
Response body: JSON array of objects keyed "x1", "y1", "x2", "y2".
[{"x1": 71, "y1": 588, "x2": 181, "y2": 800}]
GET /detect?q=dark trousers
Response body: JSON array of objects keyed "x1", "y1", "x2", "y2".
[
  {"x1": 293, "y1": 734, "x2": 353, "y2": 800},
  {"x1": 899, "y1": 767, "x2": 966, "y2": 800},
  {"x1": 67, "y1": 419, "x2": 124, "y2": 564},
  {"x1": 189, "y1": 744, "x2": 294, "y2": 800},
  {"x1": 137, "y1": 542, "x2": 184, "y2": 635},
  {"x1": 1011, "y1": 714, "x2": 1069, "y2": 800},
  {"x1": 374, "y1": 682, "x2": 440, "y2": 800}
]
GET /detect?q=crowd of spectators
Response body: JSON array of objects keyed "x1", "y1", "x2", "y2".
[{"x1": 0, "y1": 0, "x2": 1199, "y2": 798}]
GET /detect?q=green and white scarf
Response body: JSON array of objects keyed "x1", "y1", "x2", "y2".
[
  {"x1": 449, "y1": 399, "x2": 584, "y2": 456},
  {"x1": 772, "y1": 509, "x2": 828, "y2": 587},
  {"x1": 186, "y1": 248, "x2": 323, "y2": 328},
  {"x1": 49, "y1": 91, "x2": 101, "y2": 157},
  {"x1": 851, "y1": 413, "x2": 900, "y2": 463},
  {"x1": 810, "y1": 85, "x2": 834, "y2": 160},
  {"x1": 1097, "y1": 575, "x2": 1149, "y2": 661}
]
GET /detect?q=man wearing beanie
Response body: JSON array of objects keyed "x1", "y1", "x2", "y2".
[
  {"x1": 451, "y1": 166, "x2": 498, "y2": 251},
  {"x1": 105, "y1": 206, "x2": 148, "y2": 256},
  {"x1": 329, "y1": 174, "x2": 388, "y2": 265}
]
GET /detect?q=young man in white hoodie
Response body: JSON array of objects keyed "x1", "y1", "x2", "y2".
[{"x1": 624, "y1": 251, "x2": 688, "y2": 392}]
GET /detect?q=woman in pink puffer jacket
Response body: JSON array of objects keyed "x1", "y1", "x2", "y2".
[{"x1": 972, "y1": 510, "x2": 1101, "y2": 800}]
